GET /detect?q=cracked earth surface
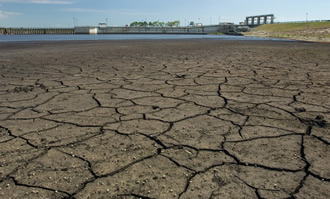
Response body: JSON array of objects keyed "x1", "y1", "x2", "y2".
[{"x1": 0, "y1": 40, "x2": 329, "y2": 198}]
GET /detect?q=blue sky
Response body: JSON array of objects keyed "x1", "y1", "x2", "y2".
[{"x1": 0, "y1": 0, "x2": 330, "y2": 27}]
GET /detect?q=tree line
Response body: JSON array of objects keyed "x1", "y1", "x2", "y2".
[{"x1": 130, "y1": 20, "x2": 180, "y2": 27}]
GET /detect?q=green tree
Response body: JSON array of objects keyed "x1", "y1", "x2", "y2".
[
  {"x1": 189, "y1": 21, "x2": 195, "y2": 26},
  {"x1": 129, "y1": 20, "x2": 179, "y2": 27},
  {"x1": 130, "y1": 21, "x2": 143, "y2": 27},
  {"x1": 152, "y1": 21, "x2": 160, "y2": 27},
  {"x1": 129, "y1": 21, "x2": 136, "y2": 26},
  {"x1": 166, "y1": 20, "x2": 180, "y2": 27}
]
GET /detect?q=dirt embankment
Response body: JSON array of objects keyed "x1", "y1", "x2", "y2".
[{"x1": 244, "y1": 22, "x2": 330, "y2": 43}]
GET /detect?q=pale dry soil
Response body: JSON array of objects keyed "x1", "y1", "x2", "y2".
[{"x1": 0, "y1": 40, "x2": 329, "y2": 199}]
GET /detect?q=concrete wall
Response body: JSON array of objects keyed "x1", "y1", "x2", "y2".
[
  {"x1": 0, "y1": 28, "x2": 75, "y2": 34},
  {"x1": 75, "y1": 26, "x2": 209, "y2": 34},
  {"x1": 75, "y1": 24, "x2": 248, "y2": 35},
  {"x1": 0, "y1": 25, "x2": 250, "y2": 35}
]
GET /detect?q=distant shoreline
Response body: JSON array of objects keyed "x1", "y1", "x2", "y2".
[
  {"x1": 243, "y1": 22, "x2": 330, "y2": 43},
  {"x1": 0, "y1": 34, "x2": 294, "y2": 43}
]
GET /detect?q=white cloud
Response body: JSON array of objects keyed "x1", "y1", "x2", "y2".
[
  {"x1": 60, "y1": 8, "x2": 158, "y2": 16},
  {"x1": 60, "y1": 8, "x2": 106, "y2": 13},
  {"x1": 30, "y1": 0, "x2": 72, "y2": 4},
  {"x1": 0, "y1": 10, "x2": 21, "y2": 18},
  {"x1": 0, "y1": 0, "x2": 73, "y2": 4},
  {"x1": 116, "y1": 9, "x2": 158, "y2": 16}
]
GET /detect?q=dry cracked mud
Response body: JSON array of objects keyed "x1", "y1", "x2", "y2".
[{"x1": 0, "y1": 40, "x2": 329, "y2": 199}]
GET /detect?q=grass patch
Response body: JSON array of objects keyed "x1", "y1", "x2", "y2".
[{"x1": 255, "y1": 21, "x2": 330, "y2": 32}]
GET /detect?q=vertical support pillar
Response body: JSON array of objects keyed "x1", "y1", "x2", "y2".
[
  {"x1": 264, "y1": 16, "x2": 268, "y2": 24},
  {"x1": 270, "y1": 16, "x2": 274, "y2": 24},
  {"x1": 257, "y1": 17, "x2": 261, "y2": 25},
  {"x1": 251, "y1": 17, "x2": 254, "y2": 25}
]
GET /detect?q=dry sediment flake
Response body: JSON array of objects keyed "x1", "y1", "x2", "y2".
[
  {"x1": 22, "y1": 125, "x2": 101, "y2": 147},
  {"x1": 0, "y1": 40, "x2": 329, "y2": 198},
  {"x1": 43, "y1": 107, "x2": 120, "y2": 126},
  {"x1": 161, "y1": 147, "x2": 235, "y2": 172},
  {"x1": 180, "y1": 165, "x2": 305, "y2": 198},
  {"x1": 146, "y1": 102, "x2": 208, "y2": 122},
  {"x1": 75, "y1": 156, "x2": 193, "y2": 199},
  {"x1": 35, "y1": 93, "x2": 98, "y2": 114},
  {"x1": 0, "y1": 119, "x2": 58, "y2": 137},
  {"x1": 0, "y1": 137, "x2": 43, "y2": 178},
  {"x1": 159, "y1": 115, "x2": 233, "y2": 149},
  {"x1": 225, "y1": 135, "x2": 305, "y2": 170},
  {"x1": 105, "y1": 119, "x2": 170, "y2": 136},
  {"x1": 304, "y1": 136, "x2": 330, "y2": 179},
  {"x1": 12, "y1": 149, "x2": 94, "y2": 194},
  {"x1": 295, "y1": 175, "x2": 330, "y2": 199},
  {"x1": 0, "y1": 178, "x2": 67, "y2": 199},
  {"x1": 58, "y1": 131, "x2": 159, "y2": 176}
]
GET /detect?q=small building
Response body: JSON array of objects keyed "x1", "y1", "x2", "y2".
[
  {"x1": 89, "y1": 28, "x2": 98, "y2": 34},
  {"x1": 98, "y1": 23, "x2": 107, "y2": 28}
]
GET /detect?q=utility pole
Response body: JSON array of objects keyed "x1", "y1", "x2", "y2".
[
  {"x1": 73, "y1": 18, "x2": 78, "y2": 27},
  {"x1": 306, "y1": 13, "x2": 308, "y2": 22}
]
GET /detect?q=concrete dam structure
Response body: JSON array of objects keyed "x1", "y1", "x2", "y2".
[
  {"x1": 0, "y1": 15, "x2": 274, "y2": 35},
  {"x1": 75, "y1": 24, "x2": 249, "y2": 35},
  {"x1": 0, "y1": 28, "x2": 75, "y2": 35},
  {"x1": 245, "y1": 14, "x2": 275, "y2": 26},
  {"x1": 0, "y1": 23, "x2": 252, "y2": 35}
]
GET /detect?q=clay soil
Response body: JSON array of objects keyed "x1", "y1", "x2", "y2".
[{"x1": 0, "y1": 39, "x2": 329, "y2": 199}]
